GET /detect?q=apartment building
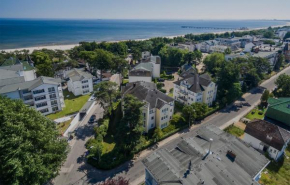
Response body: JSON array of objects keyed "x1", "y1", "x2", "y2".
[
  {"x1": 128, "y1": 52, "x2": 161, "y2": 83},
  {"x1": 284, "y1": 43, "x2": 290, "y2": 62},
  {"x1": 65, "y1": 68, "x2": 93, "y2": 96},
  {"x1": 122, "y1": 82, "x2": 174, "y2": 132},
  {"x1": 173, "y1": 68, "x2": 217, "y2": 106},
  {"x1": 0, "y1": 76, "x2": 65, "y2": 115}
]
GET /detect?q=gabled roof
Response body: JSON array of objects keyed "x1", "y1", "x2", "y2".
[
  {"x1": 1, "y1": 57, "x2": 34, "y2": 71},
  {"x1": 65, "y1": 68, "x2": 93, "y2": 82},
  {"x1": 245, "y1": 119, "x2": 290, "y2": 150},
  {"x1": 133, "y1": 62, "x2": 153, "y2": 71},
  {"x1": 143, "y1": 125, "x2": 269, "y2": 185},
  {"x1": 129, "y1": 69, "x2": 152, "y2": 77},
  {"x1": 0, "y1": 76, "x2": 61, "y2": 94},
  {"x1": 123, "y1": 82, "x2": 174, "y2": 109},
  {"x1": 174, "y1": 69, "x2": 213, "y2": 93}
]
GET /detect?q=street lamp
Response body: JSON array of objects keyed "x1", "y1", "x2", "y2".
[{"x1": 209, "y1": 138, "x2": 213, "y2": 154}]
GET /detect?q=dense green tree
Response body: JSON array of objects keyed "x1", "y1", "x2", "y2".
[
  {"x1": 274, "y1": 74, "x2": 290, "y2": 97},
  {"x1": 274, "y1": 53, "x2": 285, "y2": 71},
  {"x1": 94, "y1": 81, "x2": 119, "y2": 114},
  {"x1": 261, "y1": 89, "x2": 270, "y2": 102},
  {"x1": 152, "y1": 128, "x2": 163, "y2": 141},
  {"x1": 250, "y1": 57, "x2": 271, "y2": 79},
  {"x1": 203, "y1": 53, "x2": 225, "y2": 76},
  {"x1": 0, "y1": 96, "x2": 67, "y2": 185},
  {"x1": 108, "y1": 42, "x2": 128, "y2": 56},
  {"x1": 118, "y1": 94, "x2": 144, "y2": 154},
  {"x1": 224, "y1": 47, "x2": 232, "y2": 54},
  {"x1": 112, "y1": 56, "x2": 129, "y2": 76},
  {"x1": 182, "y1": 102, "x2": 209, "y2": 123},
  {"x1": 263, "y1": 31, "x2": 275, "y2": 38},
  {"x1": 158, "y1": 46, "x2": 187, "y2": 67},
  {"x1": 283, "y1": 32, "x2": 290, "y2": 40},
  {"x1": 31, "y1": 51, "x2": 54, "y2": 77},
  {"x1": 131, "y1": 47, "x2": 141, "y2": 61}
]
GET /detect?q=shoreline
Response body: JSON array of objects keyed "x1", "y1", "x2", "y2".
[{"x1": 1, "y1": 22, "x2": 289, "y2": 53}]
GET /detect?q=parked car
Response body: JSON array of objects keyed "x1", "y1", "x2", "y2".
[
  {"x1": 158, "y1": 78, "x2": 165, "y2": 82},
  {"x1": 88, "y1": 115, "x2": 96, "y2": 124}
]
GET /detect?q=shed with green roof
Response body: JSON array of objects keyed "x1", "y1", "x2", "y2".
[{"x1": 265, "y1": 97, "x2": 290, "y2": 126}]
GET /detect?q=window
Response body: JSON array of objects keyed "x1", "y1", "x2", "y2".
[
  {"x1": 82, "y1": 85, "x2": 89, "y2": 89},
  {"x1": 51, "y1": 100, "x2": 58, "y2": 106},
  {"x1": 39, "y1": 108, "x2": 49, "y2": 113},
  {"x1": 48, "y1": 87, "x2": 55, "y2": 93},
  {"x1": 82, "y1": 80, "x2": 88, "y2": 84},
  {"x1": 52, "y1": 107, "x2": 58, "y2": 112},
  {"x1": 50, "y1": 94, "x2": 57, "y2": 99},
  {"x1": 24, "y1": 95, "x2": 33, "y2": 101},
  {"x1": 83, "y1": 90, "x2": 89, "y2": 94},
  {"x1": 149, "y1": 109, "x2": 154, "y2": 114},
  {"x1": 34, "y1": 95, "x2": 46, "y2": 101},
  {"x1": 151, "y1": 124, "x2": 154, "y2": 128},
  {"x1": 161, "y1": 117, "x2": 163, "y2": 120},
  {"x1": 22, "y1": 89, "x2": 30, "y2": 94},
  {"x1": 33, "y1": 89, "x2": 45, "y2": 94},
  {"x1": 151, "y1": 116, "x2": 154, "y2": 120},
  {"x1": 36, "y1": 102, "x2": 47, "y2": 108}
]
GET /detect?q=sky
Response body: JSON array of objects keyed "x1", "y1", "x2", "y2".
[{"x1": 0, "y1": 0, "x2": 290, "y2": 20}]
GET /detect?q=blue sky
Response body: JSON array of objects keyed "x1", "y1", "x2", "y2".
[{"x1": 0, "y1": 0, "x2": 289, "y2": 20}]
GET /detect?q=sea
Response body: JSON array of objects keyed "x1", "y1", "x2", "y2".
[{"x1": 0, "y1": 19, "x2": 289, "y2": 50}]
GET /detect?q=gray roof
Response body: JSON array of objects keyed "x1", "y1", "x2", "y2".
[
  {"x1": 66, "y1": 68, "x2": 93, "y2": 82},
  {"x1": 0, "y1": 76, "x2": 61, "y2": 94},
  {"x1": 129, "y1": 69, "x2": 152, "y2": 77},
  {"x1": 174, "y1": 69, "x2": 212, "y2": 93},
  {"x1": 245, "y1": 119, "x2": 290, "y2": 150},
  {"x1": 0, "y1": 68, "x2": 26, "y2": 87},
  {"x1": 143, "y1": 125, "x2": 270, "y2": 185},
  {"x1": 133, "y1": 62, "x2": 153, "y2": 71},
  {"x1": 122, "y1": 82, "x2": 174, "y2": 109},
  {"x1": 252, "y1": 51, "x2": 277, "y2": 58}
]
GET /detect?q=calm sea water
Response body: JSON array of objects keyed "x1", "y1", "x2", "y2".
[{"x1": 0, "y1": 19, "x2": 288, "y2": 49}]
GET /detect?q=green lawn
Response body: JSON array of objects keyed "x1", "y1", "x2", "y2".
[
  {"x1": 260, "y1": 146, "x2": 290, "y2": 185},
  {"x1": 56, "y1": 119, "x2": 72, "y2": 135},
  {"x1": 245, "y1": 108, "x2": 266, "y2": 120},
  {"x1": 102, "y1": 135, "x2": 116, "y2": 154},
  {"x1": 46, "y1": 90, "x2": 91, "y2": 120},
  {"x1": 122, "y1": 79, "x2": 129, "y2": 85},
  {"x1": 224, "y1": 125, "x2": 244, "y2": 137}
]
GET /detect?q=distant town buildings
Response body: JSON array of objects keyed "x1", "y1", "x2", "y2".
[
  {"x1": 65, "y1": 68, "x2": 94, "y2": 96},
  {"x1": 122, "y1": 81, "x2": 174, "y2": 132},
  {"x1": 284, "y1": 43, "x2": 290, "y2": 62},
  {"x1": 243, "y1": 119, "x2": 290, "y2": 161},
  {"x1": 173, "y1": 68, "x2": 217, "y2": 106},
  {"x1": 143, "y1": 125, "x2": 270, "y2": 185},
  {"x1": 128, "y1": 52, "x2": 161, "y2": 83}
]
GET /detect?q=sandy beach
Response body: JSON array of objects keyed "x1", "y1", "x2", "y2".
[{"x1": 1, "y1": 22, "x2": 289, "y2": 54}]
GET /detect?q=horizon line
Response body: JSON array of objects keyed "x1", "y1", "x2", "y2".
[{"x1": 0, "y1": 17, "x2": 290, "y2": 21}]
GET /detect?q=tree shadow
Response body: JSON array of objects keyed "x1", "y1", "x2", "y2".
[{"x1": 75, "y1": 124, "x2": 95, "y2": 141}]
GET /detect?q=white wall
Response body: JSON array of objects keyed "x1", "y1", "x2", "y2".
[
  {"x1": 23, "y1": 70, "x2": 36, "y2": 81},
  {"x1": 129, "y1": 76, "x2": 151, "y2": 83},
  {"x1": 67, "y1": 78, "x2": 93, "y2": 96},
  {"x1": 152, "y1": 63, "x2": 160, "y2": 78}
]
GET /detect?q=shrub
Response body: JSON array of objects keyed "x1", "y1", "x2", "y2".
[
  {"x1": 162, "y1": 124, "x2": 176, "y2": 133},
  {"x1": 159, "y1": 89, "x2": 167, "y2": 93}
]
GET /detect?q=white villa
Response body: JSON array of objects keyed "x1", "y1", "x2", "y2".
[
  {"x1": 173, "y1": 68, "x2": 217, "y2": 106},
  {"x1": 122, "y1": 82, "x2": 174, "y2": 132},
  {"x1": 244, "y1": 119, "x2": 290, "y2": 161},
  {"x1": 65, "y1": 68, "x2": 94, "y2": 96},
  {"x1": 128, "y1": 52, "x2": 161, "y2": 83}
]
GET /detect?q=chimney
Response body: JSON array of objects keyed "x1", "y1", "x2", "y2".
[
  {"x1": 133, "y1": 83, "x2": 136, "y2": 88},
  {"x1": 194, "y1": 70, "x2": 199, "y2": 89}
]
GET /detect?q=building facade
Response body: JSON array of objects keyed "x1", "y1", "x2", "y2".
[
  {"x1": 173, "y1": 68, "x2": 217, "y2": 106},
  {"x1": 65, "y1": 68, "x2": 94, "y2": 96},
  {"x1": 0, "y1": 76, "x2": 65, "y2": 115},
  {"x1": 122, "y1": 82, "x2": 174, "y2": 132},
  {"x1": 128, "y1": 52, "x2": 161, "y2": 83}
]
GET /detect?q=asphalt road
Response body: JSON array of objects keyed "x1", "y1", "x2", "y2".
[{"x1": 53, "y1": 66, "x2": 290, "y2": 185}]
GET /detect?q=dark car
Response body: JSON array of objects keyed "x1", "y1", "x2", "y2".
[{"x1": 88, "y1": 115, "x2": 96, "y2": 124}]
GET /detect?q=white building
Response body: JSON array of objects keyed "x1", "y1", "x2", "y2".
[
  {"x1": 244, "y1": 42, "x2": 255, "y2": 53},
  {"x1": 0, "y1": 76, "x2": 65, "y2": 115},
  {"x1": 128, "y1": 52, "x2": 161, "y2": 83},
  {"x1": 195, "y1": 40, "x2": 220, "y2": 53},
  {"x1": 173, "y1": 68, "x2": 217, "y2": 106},
  {"x1": 0, "y1": 57, "x2": 36, "y2": 81},
  {"x1": 252, "y1": 51, "x2": 278, "y2": 67},
  {"x1": 65, "y1": 68, "x2": 94, "y2": 96},
  {"x1": 122, "y1": 82, "x2": 174, "y2": 133},
  {"x1": 244, "y1": 119, "x2": 290, "y2": 161}
]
